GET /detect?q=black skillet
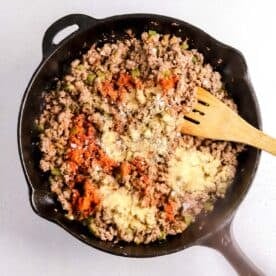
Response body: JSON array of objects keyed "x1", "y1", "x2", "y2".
[{"x1": 18, "y1": 13, "x2": 264, "y2": 275}]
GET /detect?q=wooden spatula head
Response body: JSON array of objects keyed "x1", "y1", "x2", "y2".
[
  {"x1": 181, "y1": 87, "x2": 276, "y2": 155},
  {"x1": 181, "y1": 87, "x2": 238, "y2": 140}
]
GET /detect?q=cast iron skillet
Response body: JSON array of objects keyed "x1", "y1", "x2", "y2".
[{"x1": 18, "y1": 13, "x2": 264, "y2": 275}]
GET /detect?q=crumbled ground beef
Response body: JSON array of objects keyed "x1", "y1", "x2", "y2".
[{"x1": 36, "y1": 30, "x2": 244, "y2": 244}]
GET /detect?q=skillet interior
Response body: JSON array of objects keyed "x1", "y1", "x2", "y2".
[{"x1": 18, "y1": 14, "x2": 261, "y2": 257}]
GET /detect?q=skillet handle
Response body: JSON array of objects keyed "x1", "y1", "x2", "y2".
[
  {"x1": 202, "y1": 221, "x2": 264, "y2": 276},
  {"x1": 42, "y1": 14, "x2": 98, "y2": 58}
]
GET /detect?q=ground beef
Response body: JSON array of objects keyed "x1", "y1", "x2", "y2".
[{"x1": 36, "y1": 30, "x2": 244, "y2": 244}]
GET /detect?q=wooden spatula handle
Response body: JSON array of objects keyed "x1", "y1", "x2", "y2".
[
  {"x1": 247, "y1": 129, "x2": 276, "y2": 155},
  {"x1": 236, "y1": 119, "x2": 276, "y2": 155}
]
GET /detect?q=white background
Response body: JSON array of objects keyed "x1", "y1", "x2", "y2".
[{"x1": 1, "y1": 1, "x2": 276, "y2": 275}]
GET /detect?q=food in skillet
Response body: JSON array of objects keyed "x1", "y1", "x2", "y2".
[{"x1": 36, "y1": 30, "x2": 244, "y2": 244}]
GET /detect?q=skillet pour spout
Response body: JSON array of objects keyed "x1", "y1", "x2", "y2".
[{"x1": 18, "y1": 13, "x2": 264, "y2": 275}]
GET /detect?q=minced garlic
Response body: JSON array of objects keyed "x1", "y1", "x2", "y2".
[
  {"x1": 168, "y1": 148, "x2": 222, "y2": 193},
  {"x1": 95, "y1": 186, "x2": 157, "y2": 232}
]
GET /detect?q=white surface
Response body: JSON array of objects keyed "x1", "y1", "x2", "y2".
[{"x1": 0, "y1": 1, "x2": 276, "y2": 275}]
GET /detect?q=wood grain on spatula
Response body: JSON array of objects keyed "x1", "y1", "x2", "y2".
[{"x1": 181, "y1": 87, "x2": 276, "y2": 155}]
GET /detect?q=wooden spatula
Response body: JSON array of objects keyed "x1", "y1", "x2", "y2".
[{"x1": 181, "y1": 87, "x2": 276, "y2": 155}]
